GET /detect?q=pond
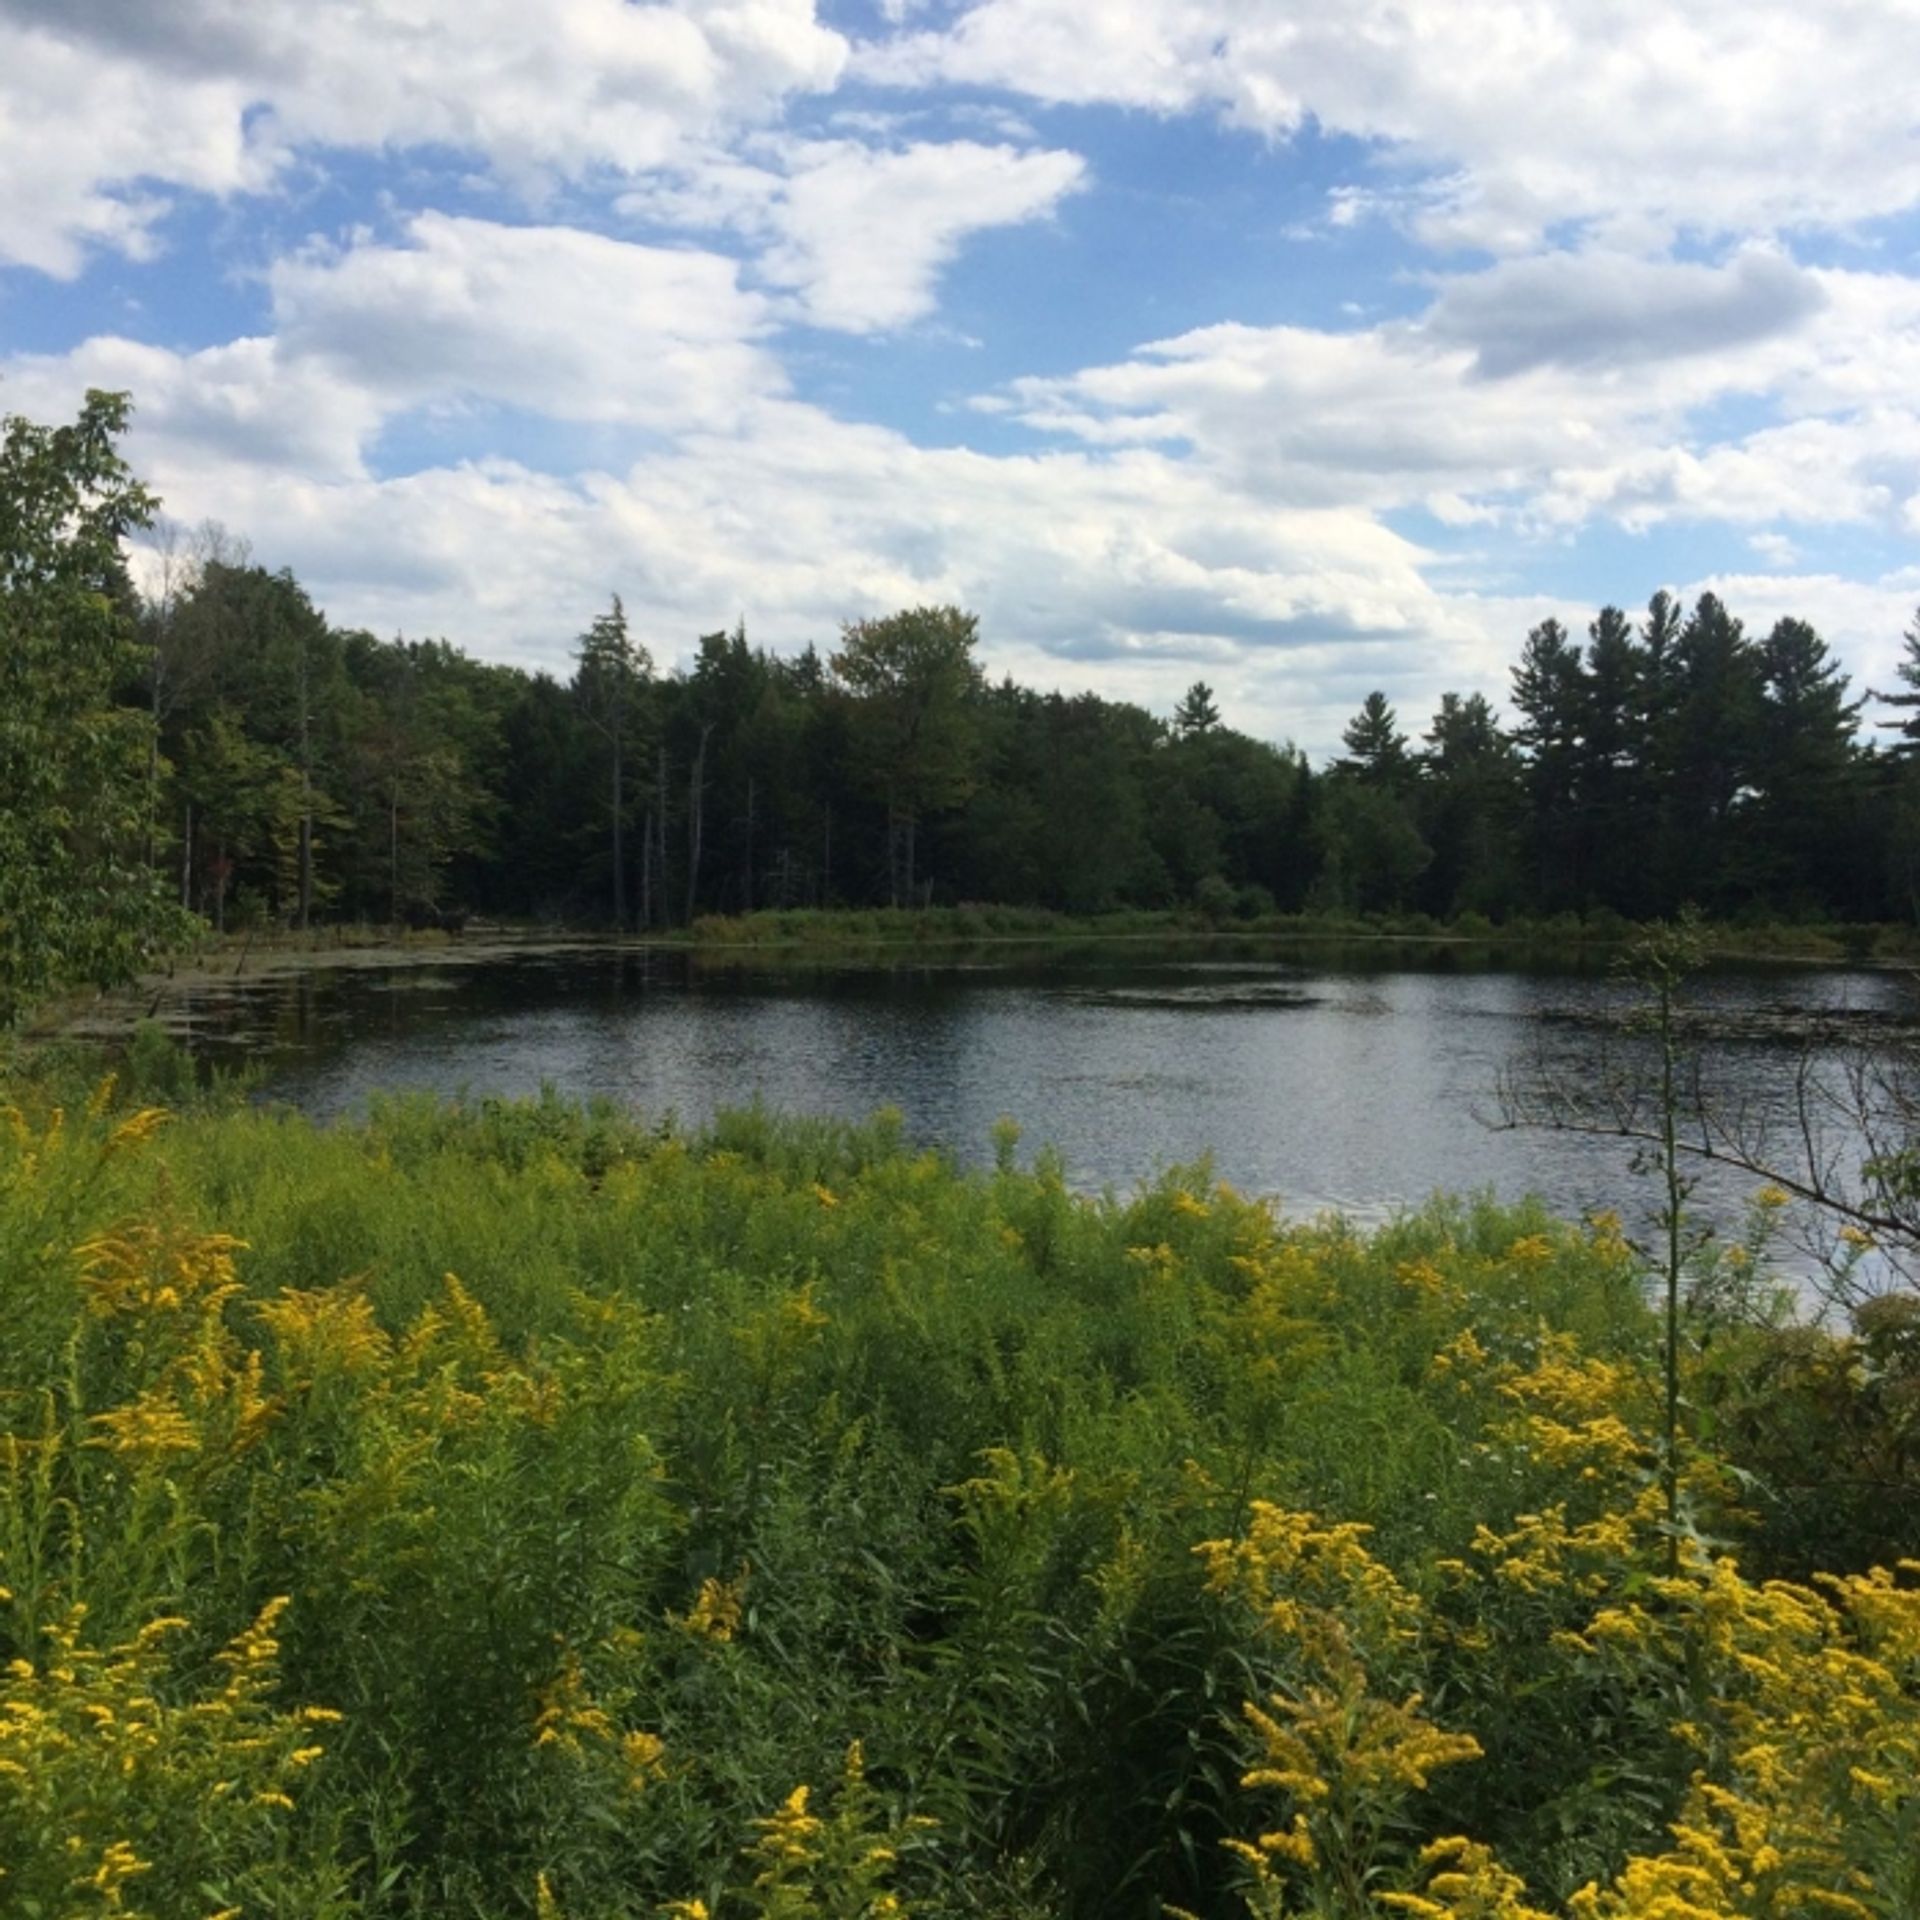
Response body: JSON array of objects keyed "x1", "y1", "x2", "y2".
[{"x1": 131, "y1": 935, "x2": 1917, "y2": 1282}]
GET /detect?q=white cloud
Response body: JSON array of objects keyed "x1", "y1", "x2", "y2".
[
  {"x1": 270, "y1": 215, "x2": 784, "y2": 430},
  {"x1": 0, "y1": 0, "x2": 848, "y2": 273},
  {"x1": 991, "y1": 252, "x2": 1920, "y2": 544},
  {"x1": 0, "y1": 22, "x2": 264, "y2": 275},
  {"x1": 0, "y1": 336, "x2": 377, "y2": 478},
  {"x1": 754, "y1": 139, "x2": 1086, "y2": 331},
  {"x1": 1, "y1": 216, "x2": 786, "y2": 479},
  {"x1": 620, "y1": 137, "x2": 1086, "y2": 331},
  {"x1": 861, "y1": 0, "x2": 1920, "y2": 251}
]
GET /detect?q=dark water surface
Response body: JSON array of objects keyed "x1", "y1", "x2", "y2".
[{"x1": 161, "y1": 939, "x2": 1918, "y2": 1259}]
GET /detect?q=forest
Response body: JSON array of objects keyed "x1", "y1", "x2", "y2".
[
  {"x1": 127, "y1": 549, "x2": 1920, "y2": 939},
  {"x1": 34, "y1": 415, "x2": 1914, "y2": 952}
]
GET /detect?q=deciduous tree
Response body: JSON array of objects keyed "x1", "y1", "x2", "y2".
[{"x1": 0, "y1": 391, "x2": 190, "y2": 1023}]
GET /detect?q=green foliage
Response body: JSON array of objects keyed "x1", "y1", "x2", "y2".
[
  {"x1": 4, "y1": 1074, "x2": 1918, "y2": 1917},
  {"x1": 0, "y1": 391, "x2": 193, "y2": 1022},
  {"x1": 90, "y1": 507, "x2": 1920, "y2": 932}
]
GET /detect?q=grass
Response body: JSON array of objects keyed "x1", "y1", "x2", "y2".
[{"x1": 682, "y1": 903, "x2": 1916, "y2": 966}]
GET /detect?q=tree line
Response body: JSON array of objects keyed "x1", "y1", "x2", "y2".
[
  {"x1": 130, "y1": 545, "x2": 1920, "y2": 937},
  {"x1": 11, "y1": 393, "x2": 1920, "y2": 1021}
]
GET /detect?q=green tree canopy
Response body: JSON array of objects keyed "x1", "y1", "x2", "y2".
[
  {"x1": 1172, "y1": 679, "x2": 1221, "y2": 737},
  {"x1": 0, "y1": 391, "x2": 190, "y2": 1024},
  {"x1": 1337, "y1": 691, "x2": 1411, "y2": 787},
  {"x1": 831, "y1": 604, "x2": 984, "y2": 903}
]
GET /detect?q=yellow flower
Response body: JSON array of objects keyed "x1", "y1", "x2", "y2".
[
  {"x1": 622, "y1": 1729, "x2": 668, "y2": 1791},
  {"x1": 675, "y1": 1572, "x2": 747, "y2": 1643}
]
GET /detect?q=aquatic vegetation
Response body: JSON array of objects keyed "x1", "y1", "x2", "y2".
[{"x1": 0, "y1": 1080, "x2": 1914, "y2": 1917}]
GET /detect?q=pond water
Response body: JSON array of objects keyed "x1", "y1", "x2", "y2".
[{"x1": 151, "y1": 937, "x2": 1916, "y2": 1272}]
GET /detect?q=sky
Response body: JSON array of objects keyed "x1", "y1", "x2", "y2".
[{"x1": 2, "y1": 0, "x2": 1918, "y2": 761}]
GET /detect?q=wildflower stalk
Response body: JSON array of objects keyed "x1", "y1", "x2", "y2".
[{"x1": 1627, "y1": 914, "x2": 1706, "y2": 1577}]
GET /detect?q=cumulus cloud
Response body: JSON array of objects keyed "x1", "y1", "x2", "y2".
[
  {"x1": 0, "y1": 0, "x2": 848, "y2": 272},
  {"x1": 620, "y1": 136, "x2": 1087, "y2": 331},
  {"x1": 0, "y1": 336, "x2": 378, "y2": 479},
  {"x1": 0, "y1": 22, "x2": 263, "y2": 275},
  {"x1": 0, "y1": 216, "x2": 787, "y2": 481},
  {"x1": 270, "y1": 215, "x2": 785, "y2": 429},
  {"x1": 991, "y1": 253, "x2": 1920, "y2": 545},
  {"x1": 861, "y1": 0, "x2": 1920, "y2": 251},
  {"x1": 1424, "y1": 248, "x2": 1828, "y2": 379},
  {"x1": 753, "y1": 138, "x2": 1086, "y2": 331}
]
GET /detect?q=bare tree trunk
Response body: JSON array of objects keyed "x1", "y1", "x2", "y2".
[
  {"x1": 180, "y1": 800, "x2": 193, "y2": 910},
  {"x1": 640, "y1": 806, "x2": 653, "y2": 933},
  {"x1": 145, "y1": 665, "x2": 163, "y2": 872},
  {"x1": 298, "y1": 777, "x2": 312, "y2": 931},
  {"x1": 656, "y1": 748, "x2": 669, "y2": 928},
  {"x1": 742, "y1": 776, "x2": 756, "y2": 914},
  {"x1": 296, "y1": 637, "x2": 314, "y2": 934},
  {"x1": 685, "y1": 725, "x2": 711, "y2": 923},
  {"x1": 610, "y1": 728, "x2": 625, "y2": 933}
]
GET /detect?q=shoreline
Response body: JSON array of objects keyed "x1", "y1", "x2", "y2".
[{"x1": 23, "y1": 907, "x2": 1912, "y2": 1045}]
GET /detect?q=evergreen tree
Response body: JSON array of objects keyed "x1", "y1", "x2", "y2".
[
  {"x1": 1509, "y1": 619, "x2": 1588, "y2": 909},
  {"x1": 1172, "y1": 680, "x2": 1221, "y2": 738},
  {"x1": 1751, "y1": 616, "x2": 1865, "y2": 912},
  {"x1": 573, "y1": 596, "x2": 651, "y2": 930},
  {"x1": 1869, "y1": 607, "x2": 1920, "y2": 755},
  {"x1": 1337, "y1": 691, "x2": 1411, "y2": 787},
  {"x1": 1417, "y1": 693, "x2": 1520, "y2": 917},
  {"x1": 1580, "y1": 606, "x2": 1646, "y2": 914},
  {"x1": 1661, "y1": 594, "x2": 1763, "y2": 908}
]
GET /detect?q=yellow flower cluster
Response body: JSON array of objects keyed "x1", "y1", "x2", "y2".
[
  {"x1": 1563, "y1": 1556, "x2": 1920, "y2": 1917},
  {"x1": 1198, "y1": 1501, "x2": 1421, "y2": 1664},
  {"x1": 75, "y1": 1218, "x2": 277, "y2": 1471},
  {"x1": 1201, "y1": 1506, "x2": 1484, "y2": 1909},
  {"x1": 674, "y1": 1571, "x2": 748, "y2": 1644},
  {"x1": 0, "y1": 1594, "x2": 337, "y2": 1920},
  {"x1": 1381, "y1": 1836, "x2": 1557, "y2": 1920},
  {"x1": 1208, "y1": 1492, "x2": 1920, "y2": 1919},
  {"x1": 732, "y1": 1741, "x2": 933, "y2": 1920}
]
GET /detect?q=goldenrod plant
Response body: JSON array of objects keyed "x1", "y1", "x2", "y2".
[{"x1": 1, "y1": 1057, "x2": 1915, "y2": 1916}]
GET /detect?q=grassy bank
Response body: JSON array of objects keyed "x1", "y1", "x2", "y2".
[
  {"x1": 1, "y1": 1071, "x2": 1917, "y2": 1918},
  {"x1": 684, "y1": 903, "x2": 1920, "y2": 966}
]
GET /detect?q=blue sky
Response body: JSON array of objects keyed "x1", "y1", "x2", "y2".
[{"x1": 3, "y1": 0, "x2": 1918, "y2": 758}]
